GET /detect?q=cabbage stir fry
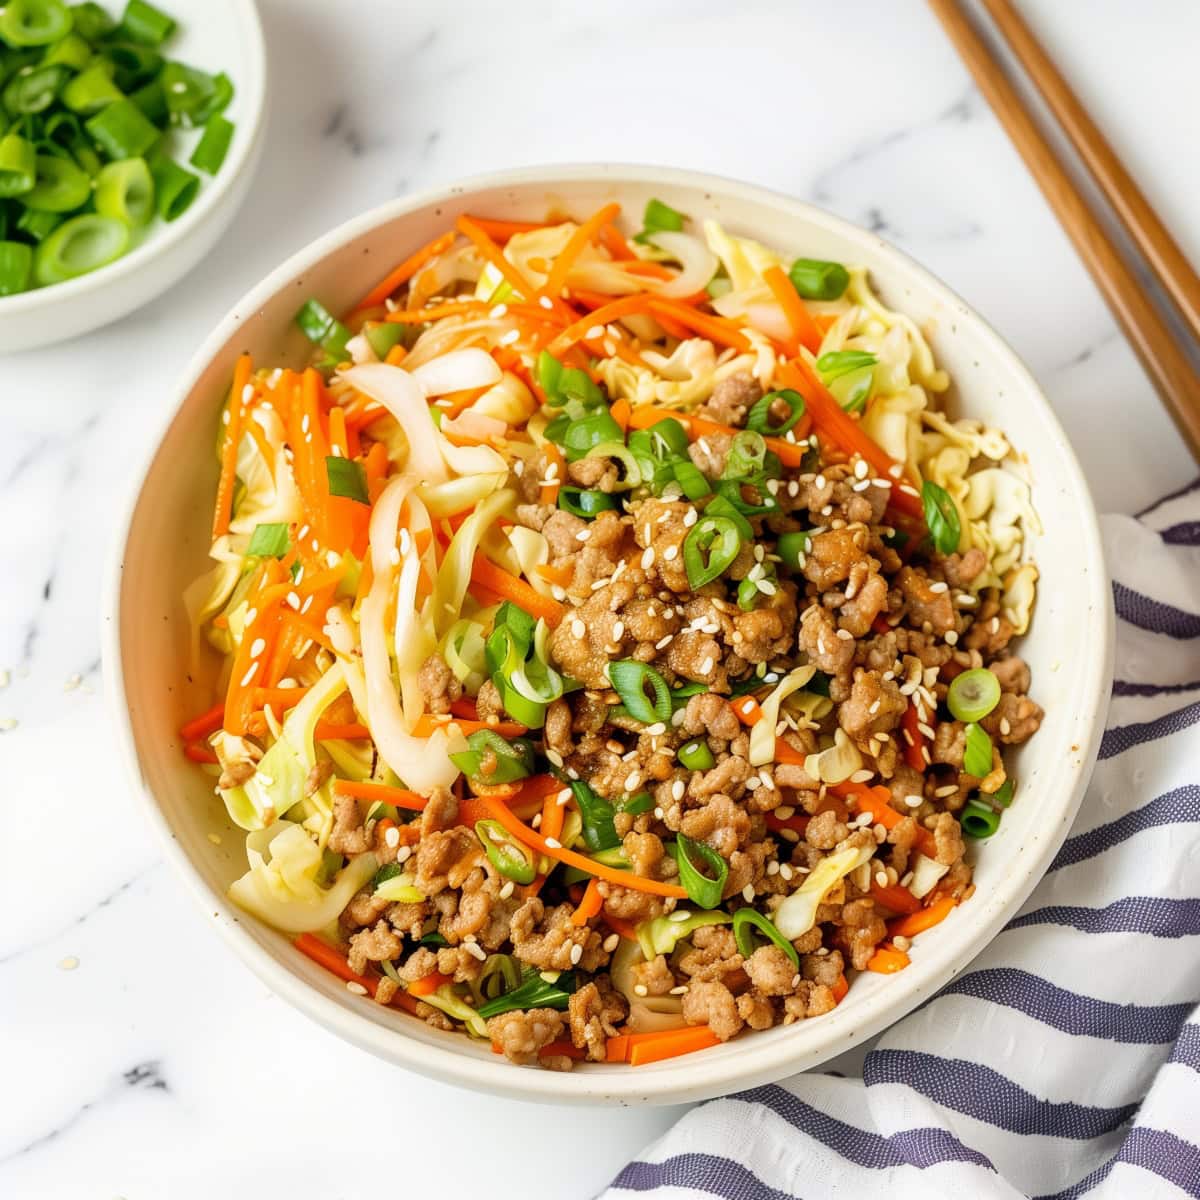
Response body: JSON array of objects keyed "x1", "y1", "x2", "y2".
[{"x1": 181, "y1": 200, "x2": 1042, "y2": 1068}]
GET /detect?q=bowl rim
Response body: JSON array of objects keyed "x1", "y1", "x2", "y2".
[
  {"x1": 102, "y1": 163, "x2": 1114, "y2": 1105},
  {"x1": 0, "y1": 0, "x2": 267, "y2": 317}
]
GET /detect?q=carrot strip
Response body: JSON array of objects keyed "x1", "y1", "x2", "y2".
[
  {"x1": 179, "y1": 702, "x2": 225, "y2": 742},
  {"x1": 293, "y1": 934, "x2": 420, "y2": 1014},
  {"x1": 355, "y1": 230, "x2": 457, "y2": 312},
  {"x1": 889, "y1": 896, "x2": 958, "y2": 940},
  {"x1": 763, "y1": 264, "x2": 822, "y2": 355},
  {"x1": 605, "y1": 1034, "x2": 631, "y2": 1063},
  {"x1": 624, "y1": 402, "x2": 807, "y2": 468},
  {"x1": 546, "y1": 293, "x2": 657, "y2": 355},
  {"x1": 901, "y1": 702, "x2": 930, "y2": 772},
  {"x1": 470, "y1": 554, "x2": 566, "y2": 626},
  {"x1": 731, "y1": 695, "x2": 764, "y2": 726},
  {"x1": 571, "y1": 878, "x2": 604, "y2": 926},
  {"x1": 832, "y1": 783, "x2": 940, "y2": 860},
  {"x1": 253, "y1": 686, "x2": 311, "y2": 711},
  {"x1": 832, "y1": 973, "x2": 850, "y2": 1004},
  {"x1": 645, "y1": 298, "x2": 751, "y2": 352},
  {"x1": 334, "y1": 780, "x2": 428, "y2": 811},
  {"x1": 777, "y1": 358, "x2": 924, "y2": 520},
  {"x1": 866, "y1": 945, "x2": 912, "y2": 974},
  {"x1": 482, "y1": 796, "x2": 687, "y2": 898},
  {"x1": 465, "y1": 215, "x2": 552, "y2": 242},
  {"x1": 540, "y1": 440, "x2": 566, "y2": 506},
  {"x1": 542, "y1": 202, "x2": 621, "y2": 301},
  {"x1": 383, "y1": 299, "x2": 489, "y2": 325},
  {"x1": 765, "y1": 812, "x2": 810, "y2": 834},
  {"x1": 315, "y1": 722, "x2": 371, "y2": 741},
  {"x1": 412, "y1": 714, "x2": 527, "y2": 738},
  {"x1": 534, "y1": 562, "x2": 574, "y2": 587},
  {"x1": 869, "y1": 881, "x2": 923, "y2": 916},
  {"x1": 456, "y1": 215, "x2": 540, "y2": 301},
  {"x1": 628, "y1": 1025, "x2": 721, "y2": 1066},
  {"x1": 385, "y1": 343, "x2": 409, "y2": 366},
  {"x1": 211, "y1": 354, "x2": 253, "y2": 538},
  {"x1": 184, "y1": 743, "x2": 219, "y2": 764},
  {"x1": 609, "y1": 397, "x2": 632, "y2": 433},
  {"x1": 598, "y1": 222, "x2": 635, "y2": 261},
  {"x1": 409, "y1": 971, "x2": 453, "y2": 997},
  {"x1": 602, "y1": 913, "x2": 640, "y2": 941}
]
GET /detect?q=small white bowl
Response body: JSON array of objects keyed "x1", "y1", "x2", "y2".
[
  {"x1": 104, "y1": 166, "x2": 1113, "y2": 1105},
  {"x1": 0, "y1": 0, "x2": 266, "y2": 354}
]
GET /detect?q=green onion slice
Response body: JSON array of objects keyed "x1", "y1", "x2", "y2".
[
  {"x1": 476, "y1": 969, "x2": 576, "y2": 1019},
  {"x1": 86, "y1": 97, "x2": 161, "y2": 159},
  {"x1": 450, "y1": 729, "x2": 535, "y2": 785},
  {"x1": 963, "y1": 722, "x2": 994, "y2": 778},
  {"x1": 0, "y1": 132, "x2": 37, "y2": 197},
  {"x1": 677, "y1": 737, "x2": 715, "y2": 772},
  {"x1": 295, "y1": 297, "x2": 352, "y2": 362},
  {"x1": 94, "y1": 156, "x2": 155, "y2": 226},
  {"x1": 634, "y1": 196, "x2": 685, "y2": 245},
  {"x1": 607, "y1": 659, "x2": 671, "y2": 725},
  {"x1": 671, "y1": 459, "x2": 711, "y2": 500},
  {"x1": 921, "y1": 480, "x2": 961, "y2": 556},
  {"x1": 732, "y1": 906, "x2": 799, "y2": 969},
  {"x1": 22, "y1": 153, "x2": 90, "y2": 211},
  {"x1": 947, "y1": 669, "x2": 1001, "y2": 724},
  {"x1": 61, "y1": 61, "x2": 124, "y2": 115},
  {"x1": 246, "y1": 522, "x2": 290, "y2": 558},
  {"x1": 32, "y1": 213, "x2": 129, "y2": 284},
  {"x1": 991, "y1": 778, "x2": 1014, "y2": 809},
  {"x1": 682, "y1": 515, "x2": 742, "y2": 589},
  {"x1": 557, "y1": 486, "x2": 617, "y2": 520},
  {"x1": 474, "y1": 819, "x2": 537, "y2": 884},
  {"x1": 961, "y1": 798, "x2": 1001, "y2": 839},
  {"x1": 3, "y1": 63, "x2": 72, "y2": 114},
  {"x1": 148, "y1": 153, "x2": 198, "y2": 221},
  {"x1": 325, "y1": 456, "x2": 369, "y2": 505},
  {"x1": 672, "y1": 834, "x2": 728, "y2": 909},
  {"x1": 0, "y1": 0, "x2": 74, "y2": 47},
  {"x1": 746, "y1": 388, "x2": 805, "y2": 435},
  {"x1": 0, "y1": 240, "x2": 34, "y2": 295},
  {"x1": 189, "y1": 112, "x2": 233, "y2": 175},
  {"x1": 70, "y1": 2, "x2": 118, "y2": 40},
  {"x1": 120, "y1": 0, "x2": 177, "y2": 47},
  {"x1": 788, "y1": 256, "x2": 850, "y2": 300},
  {"x1": 570, "y1": 780, "x2": 620, "y2": 853}
]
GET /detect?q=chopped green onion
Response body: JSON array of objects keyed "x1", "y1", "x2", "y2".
[
  {"x1": 106, "y1": 41, "x2": 163, "y2": 90},
  {"x1": 70, "y1": 2, "x2": 118, "y2": 41},
  {"x1": 721, "y1": 430, "x2": 767, "y2": 480},
  {"x1": 991, "y1": 778, "x2": 1015, "y2": 808},
  {"x1": 788, "y1": 256, "x2": 850, "y2": 300},
  {"x1": 630, "y1": 417, "x2": 689, "y2": 459},
  {"x1": 0, "y1": 132, "x2": 37, "y2": 196},
  {"x1": 746, "y1": 388, "x2": 805, "y2": 435},
  {"x1": 736, "y1": 576, "x2": 760, "y2": 611},
  {"x1": 148, "y1": 152, "x2": 197, "y2": 220},
  {"x1": 921, "y1": 480, "x2": 961, "y2": 556},
  {"x1": 23, "y1": 154, "x2": 90, "y2": 211},
  {"x1": 363, "y1": 320, "x2": 406, "y2": 360},
  {"x1": 776, "y1": 530, "x2": 810, "y2": 571},
  {"x1": 325, "y1": 456, "x2": 368, "y2": 505},
  {"x1": 732, "y1": 907, "x2": 799, "y2": 969},
  {"x1": 189, "y1": 112, "x2": 233, "y2": 175},
  {"x1": 129, "y1": 76, "x2": 166, "y2": 124},
  {"x1": 947, "y1": 669, "x2": 1001, "y2": 724},
  {"x1": 94, "y1": 156, "x2": 154, "y2": 226},
  {"x1": 246, "y1": 522, "x2": 290, "y2": 559},
  {"x1": 682, "y1": 514, "x2": 742, "y2": 589},
  {"x1": 537, "y1": 350, "x2": 605, "y2": 410},
  {"x1": 3, "y1": 62, "x2": 71, "y2": 113},
  {"x1": 562, "y1": 409, "x2": 623, "y2": 461},
  {"x1": 160, "y1": 60, "x2": 216, "y2": 122},
  {"x1": 963, "y1": 722, "x2": 994, "y2": 778},
  {"x1": 476, "y1": 971, "x2": 577, "y2": 1019},
  {"x1": 474, "y1": 818, "x2": 537, "y2": 884},
  {"x1": 32, "y1": 212, "x2": 129, "y2": 283},
  {"x1": 61, "y1": 61, "x2": 124, "y2": 114},
  {"x1": 0, "y1": 240, "x2": 33, "y2": 294},
  {"x1": 634, "y1": 196, "x2": 685, "y2": 245},
  {"x1": 15, "y1": 206, "x2": 60, "y2": 239},
  {"x1": 701, "y1": 494, "x2": 754, "y2": 540},
  {"x1": 816, "y1": 350, "x2": 878, "y2": 379},
  {"x1": 42, "y1": 32, "x2": 93, "y2": 69},
  {"x1": 450, "y1": 729, "x2": 535, "y2": 785},
  {"x1": 671, "y1": 458, "x2": 711, "y2": 500},
  {"x1": 191, "y1": 70, "x2": 233, "y2": 123},
  {"x1": 119, "y1": 0, "x2": 177, "y2": 47},
  {"x1": 616, "y1": 791, "x2": 654, "y2": 816},
  {"x1": 961, "y1": 798, "x2": 1001, "y2": 839},
  {"x1": 0, "y1": 0, "x2": 74, "y2": 47},
  {"x1": 474, "y1": 952, "x2": 522, "y2": 1001},
  {"x1": 672, "y1": 834, "x2": 728, "y2": 909},
  {"x1": 86, "y1": 97, "x2": 160, "y2": 159},
  {"x1": 557, "y1": 485, "x2": 617, "y2": 520},
  {"x1": 677, "y1": 738, "x2": 714, "y2": 771},
  {"x1": 570, "y1": 779, "x2": 620, "y2": 853},
  {"x1": 608, "y1": 659, "x2": 671, "y2": 725},
  {"x1": 294, "y1": 297, "x2": 352, "y2": 361}
]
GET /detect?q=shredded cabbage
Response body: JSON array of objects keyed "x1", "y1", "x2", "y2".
[
  {"x1": 803, "y1": 728, "x2": 863, "y2": 785},
  {"x1": 773, "y1": 840, "x2": 877, "y2": 939},
  {"x1": 430, "y1": 487, "x2": 515, "y2": 639},
  {"x1": 636, "y1": 910, "x2": 729, "y2": 961},
  {"x1": 749, "y1": 665, "x2": 816, "y2": 766}
]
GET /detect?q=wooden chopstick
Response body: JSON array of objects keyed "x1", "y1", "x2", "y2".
[
  {"x1": 927, "y1": 0, "x2": 1200, "y2": 461},
  {"x1": 980, "y1": 0, "x2": 1200, "y2": 345}
]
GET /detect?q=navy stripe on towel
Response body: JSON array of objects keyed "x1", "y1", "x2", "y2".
[
  {"x1": 1049, "y1": 786, "x2": 1200, "y2": 867},
  {"x1": 1160, "y1": 520, "x2": 1200, "y2": 546},
  {"x1": 1170, "y1": 1025, "x2": 1200, "y2": 1076},
  {"x1": 1008, "y1": 896, "x2": 1200, "y2": 939},
  {"x1": 611, "y1": 1152, "x2": 800, "y2": 1199},
  {"x1": 1112, "y1": 581, "x2": 1200, "y2": 639}
]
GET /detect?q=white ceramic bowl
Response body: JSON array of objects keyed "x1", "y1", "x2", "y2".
[
  {"x1": 104, "y1": 165, "x2": 1113, "y2": 1105},
  {"x1": 0, "y1": 0, "x2": 266, "y2": 354}
]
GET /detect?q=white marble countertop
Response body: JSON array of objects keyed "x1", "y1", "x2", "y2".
[{"x1": 2, "y1": 1, "x2": 1197, "y2": 1196}]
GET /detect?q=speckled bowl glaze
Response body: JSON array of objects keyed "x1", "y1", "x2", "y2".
[{"x1": 103, "y1": 166, "x2": 1113, "y2": 1105}]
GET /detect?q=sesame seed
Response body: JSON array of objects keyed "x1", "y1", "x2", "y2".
[
  {"x1": 612, "y1": 621, "x2": 625, "y2": 640},
  {"x1": 905, "y1": 794, "x2": 923, "y2": 808},
  {"x1": 835, "y1": 628, "x2": 853, "y2": 640},
  {"x1": 544, "y1": 836, "x2": 562, "y2": 849},
  {"x1": 929, "y1": 581, "x2": 949, "y2": 594},
  {"x1": 539, "y1": 295, "x2": 554, "y2": 310},
  {"x1": 384, "y1": 826, "x2": 400, "y2": 848},
  {"x1": 758, "y1": 578, "x2": 777, "y2": 596},
  {"x1": 935, "y1": 784, "x2": 958, "y2": 798},
  {"x1": 286, "y1": 591, "x2": 301, "y2": 610},
  {"x1": 945, "y1": 630, "x2": 959, "y2": 645},
  {"x1": 699, "y1": 655, "x2": 714, "y2": 675},
  {"x1": 489, "y1": 303, "x2": 508, "y2": 318},
  {"x1": 239, "y1": 662, "x2": 259, "y2": 688},
  {"x1": 655, "y1": 634, "x2": 674, "y2": 650},
  {"x1": 499, "y1": 328, "x2": 521, "y2": 346},
  {"x1": 780, "y1": 829, "x2": 800, "y2": 842},
  {"x1": 766, "y1": 861, "x2": 781, "y2": 876},
  {"x1": 669, "y1": 984, "x2": 689, "y2": 995},
  {"x1": 346, "y1": 981, "x2": 368, "y2": 996},
  {"x1": 663, "y1": 544, "x2": 679, "y2": 561},
  {"x1": 1000, "y1": 717, "x2": 1012, "y2": 736},
  {"x1": 646, "y1": 722, "x2": 666, "y2": 736},
  {"x1": 396, "y1": 846, "x2": 413, "y2": 863},
  {"x1": 850, "y1": 769, "x2": 874, "y2": 784},
  {"x1": 624, "y1": 770, "x2": 641, "y2": 791},
  {"x1": 742, "y1": 884, "x2": 756, "y2": 903},
  {"x1": 775, "y1": 805, "x2": 796, "y2": 819},
  {"x1": 466, "y1": 941, "x2": 488, "y2": 961},
  {"x1": 875, "y1": 870, "x2": 889, "y2": 887},
  {"x1": 634, "y1": 984, "x2": 649, "y2": 996},
  {"x1": 571, "y1": 618, "x2": 586, "y2": 639},
  {"x1": 602, "y1": 933, "x2": 620, "y2": 953},
  {"x1": 893, "y1": 935, "x2": 911, "y2": 951},
  {"x1": 546, "y1": 749, "x2": 564, "y2": 767},
  {"x1": 551, "y1": 585, "x2": 567, "y2": 602},
  {"x1": 918, "y1": 722, "x2": 936, "y2": 740},
  {"x1": 683, "y1": 508, "x2": 699, "y2": 527},
  {"x1": 654, "y1": 806, "x2": 665, "y2": 819},
  {"x1": 779, "y1": 863, "x2": 794, "y2": 881},
  {"x1": 669, "y1": 909, "x2": 692, "y2": 923},
  {"x1": 575, "y1": 529, "x2": 590, "y2": 542},
  {"x1": 671, "y1": 779, "x2": 686, "y2": 801},
  {"x1": 499, "y1": 880, "x2": 515, "y2": 900}
]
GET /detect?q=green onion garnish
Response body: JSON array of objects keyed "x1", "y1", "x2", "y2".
[
  {"x1": 677, "y1": 738, "x2": 715, "y2": 772},
  {"x1": 671, "y1": 459, "x2": 711, "y2": 501},
  {"x1": 246, "y1": 522, "x2": 290, "y2": 559},
  {"x1": 991, "y1": 778, "x2": 1015, "y2": 808},
  {"x1": 607, "y1": 659, "x2": 672, "y2": 725},
  {"x1": 3, "y1": 63, "x2": 72, "y2": 114},
  {"x1": 557, "y1": 486, "x2": 617, "y2": 520},
  {"x1": 961, "y1": 798, "x2": 1001, "y2": 839},
  {"x1": 450, "y1": 729, "x2": 535, "y2": 785},
  {"x1": 947, "y1": 669, "x2": 1001, "y2": 724},
  {"x1": 570, "y1": 780, "x2": 621, "y2": 853},
  {"x1": 23, "y1": 154, "x2": 91, "y2": 213},
  {"x1": 189, "y1": 113, "x2": 234, "y2": 175},
  {"x1": 634, "y1": 196, "x2": 686, "y2": 245},
  {"x1": 0, "y1": 241, "x2": 34, "y2": 295},
  {"x1": 963, "y1": 722, "x2": 994, "y2": 778},
  {"x1": 94, "y1": 157, "x2": 155, "y2": 227},
  {"x1": 33, "y1": 213, "x2": 129, "y2": 283},
  {"x1": 86, "y1": 98, "x2": 161, "y2": 160},
  {"x1": 788, "y1": 256, "x2": 850, "y2": 300},
  {"x1": 149, "y1": 153, "x2": 199, "y2": 220},
  {"x1": 474, "y1": 819, "x2": 537, "y2": 884},
  {"x1": 476, "y1": 970, "x2": 577, "y2": 1019},
  {"x1": 682, "y1": 514, "x2": 742, "y2": 589},
  {"x1": 325, "y1": 456, "x2": 369, "y2": 505},
  {"x1": 921, "y1": 480, "x2": 961, "y2": 556},
  {"x1": 672, "y1": 834, "x2": 728, "y2": 909},
  {"x1": 295, "y1": 297, "x2": 352, "y2": 362},
  {"x1": 746, "y1": 388, "x2": 806, "y2": 436},
  {"x1": 732, "y1": 907, "x2": 799, "y2": 969},
  {"x1": 61, "y1": 61, "x2": 125, "y2": 115},
  {"x1": 0, "y1": 0, "x2": 74, "y2": 47},
  {"x1": 0, "y1": 133, "x2": 37, "y2": 198},
  {"x1": 776, "y1": 530, "x2": 810, "y2": 571},
  {"x1": 120, "y1": 0, "x2": 178, "y2": 47}
]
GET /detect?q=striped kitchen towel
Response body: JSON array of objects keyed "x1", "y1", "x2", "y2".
[{"x1": 604, "y1": 481, "x2": 1200, "y2": 1200}]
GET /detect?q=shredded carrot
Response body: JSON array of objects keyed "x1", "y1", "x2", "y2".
[
  {"x1": 832, "y1": 783, "x2": 940, "y2": 860},
  {"x1": 464, "y1": 215, "x2": 551, "y2": 242},
  {"x1": 328, "y1": 406, "x2": 349, "y2": 458},
  {"x1": 383, "y1": 298, "x2": 489, "y2": 325},
  {"x1": 889, "y1": 895, "x2": 958, "y2": 940},
  {"x1": 621, "y1": 259, "x2": 676, "y2": 280},
  {"x1": 625, "y1": 401, "x2": 808, "y2": 468},
  {"x1": 605, "y1": 1034, "x2": 631, "y2": 1063},
  {"x1": 211, "y1": 354, "x2": 253, "y2": 538},
  {"x1": 355, "y1": 230, "x2": 457, "y2": 312},
  {"x1": 571, "y1": 878, "x2": 604, "y2": 926},
  {"x1": 470, "y1": 553, "x2": 565, "y2": 626},
  {"x1": 603, "y1": 913, "x2": 640, "y2": 941},
  {"x1": 482, "y1": 796, "x2": 687, "y2": 898},
  {"x1": 777, "y1": 358, "x2": 924, "y2": 520},
  {"x1": 626, "y1": 1025, "x2": 722, "y2": 1066},
  {"x1": 184, "y1": 743, "x2": 219, "y2": 764},
  {"x1": 832, "y1": 973, "x2": 850, "y2": 1004},
  {"x1": 763, "y1": 264, "x2": 822, "y2": 355},
  {"x1": 901, "y1": 702, "x2": 929, "y2": 772},
  {"x1": 179, "y1": 702, "x2": 225, "y2": 743},
  {"x1": 609, "y1": 396, "x2": 632, "y2": 433},
  {"x1": 546, "y1": 293, "x2": 655, "y2": 355},
  {"x1": 409, "y1": 971, "x2": 452, "y2": 998},
  {"x1": 869, "y1": 881, "x2": 923, "y2": 916},
  {"x1": 456, "y1": 215, "x2": 541, "y2": 302},
  {"x1": 252, "y1": 686, "x2": 311, "y2": 711},
  {"x1": 540, "y1": 440, "x2": 566, "y2": 506},
  {"x1": 645, "y1": 297, "x2": 750, "y2": 352},
  {"x1": 293, "y1": 934, "x2": 420, "y2": 1013},
  {"x1": 412, "y1": 714, "x2": 527, "y2": 738},
  {"x1": 731, "y1": 695, "x2": 764, "y2": 725},
  {"x1": 334, "y1": 780, "x2": 428, "y2": 811},
  {"x1": 866, "y1": 945, "x2": 912, "y2": 974},
  {"x1": 541, "y1": 201, "x2": 621, "y2": 301},
  {"x1": 384, "y1": 343, "x2": 408, "y2": 366},
  {"x1": 315, "y1": 721, "x2": 371, "y2": 741},
  {"x1": 598, "y1": 222, "x2": 635, "y2": 261},
  {"x1": 458, "y1": 774, "x2": 560, "y2": 826},
  {"x1": 534, "y1": 562, "x2": 574, "y2": 587}
]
